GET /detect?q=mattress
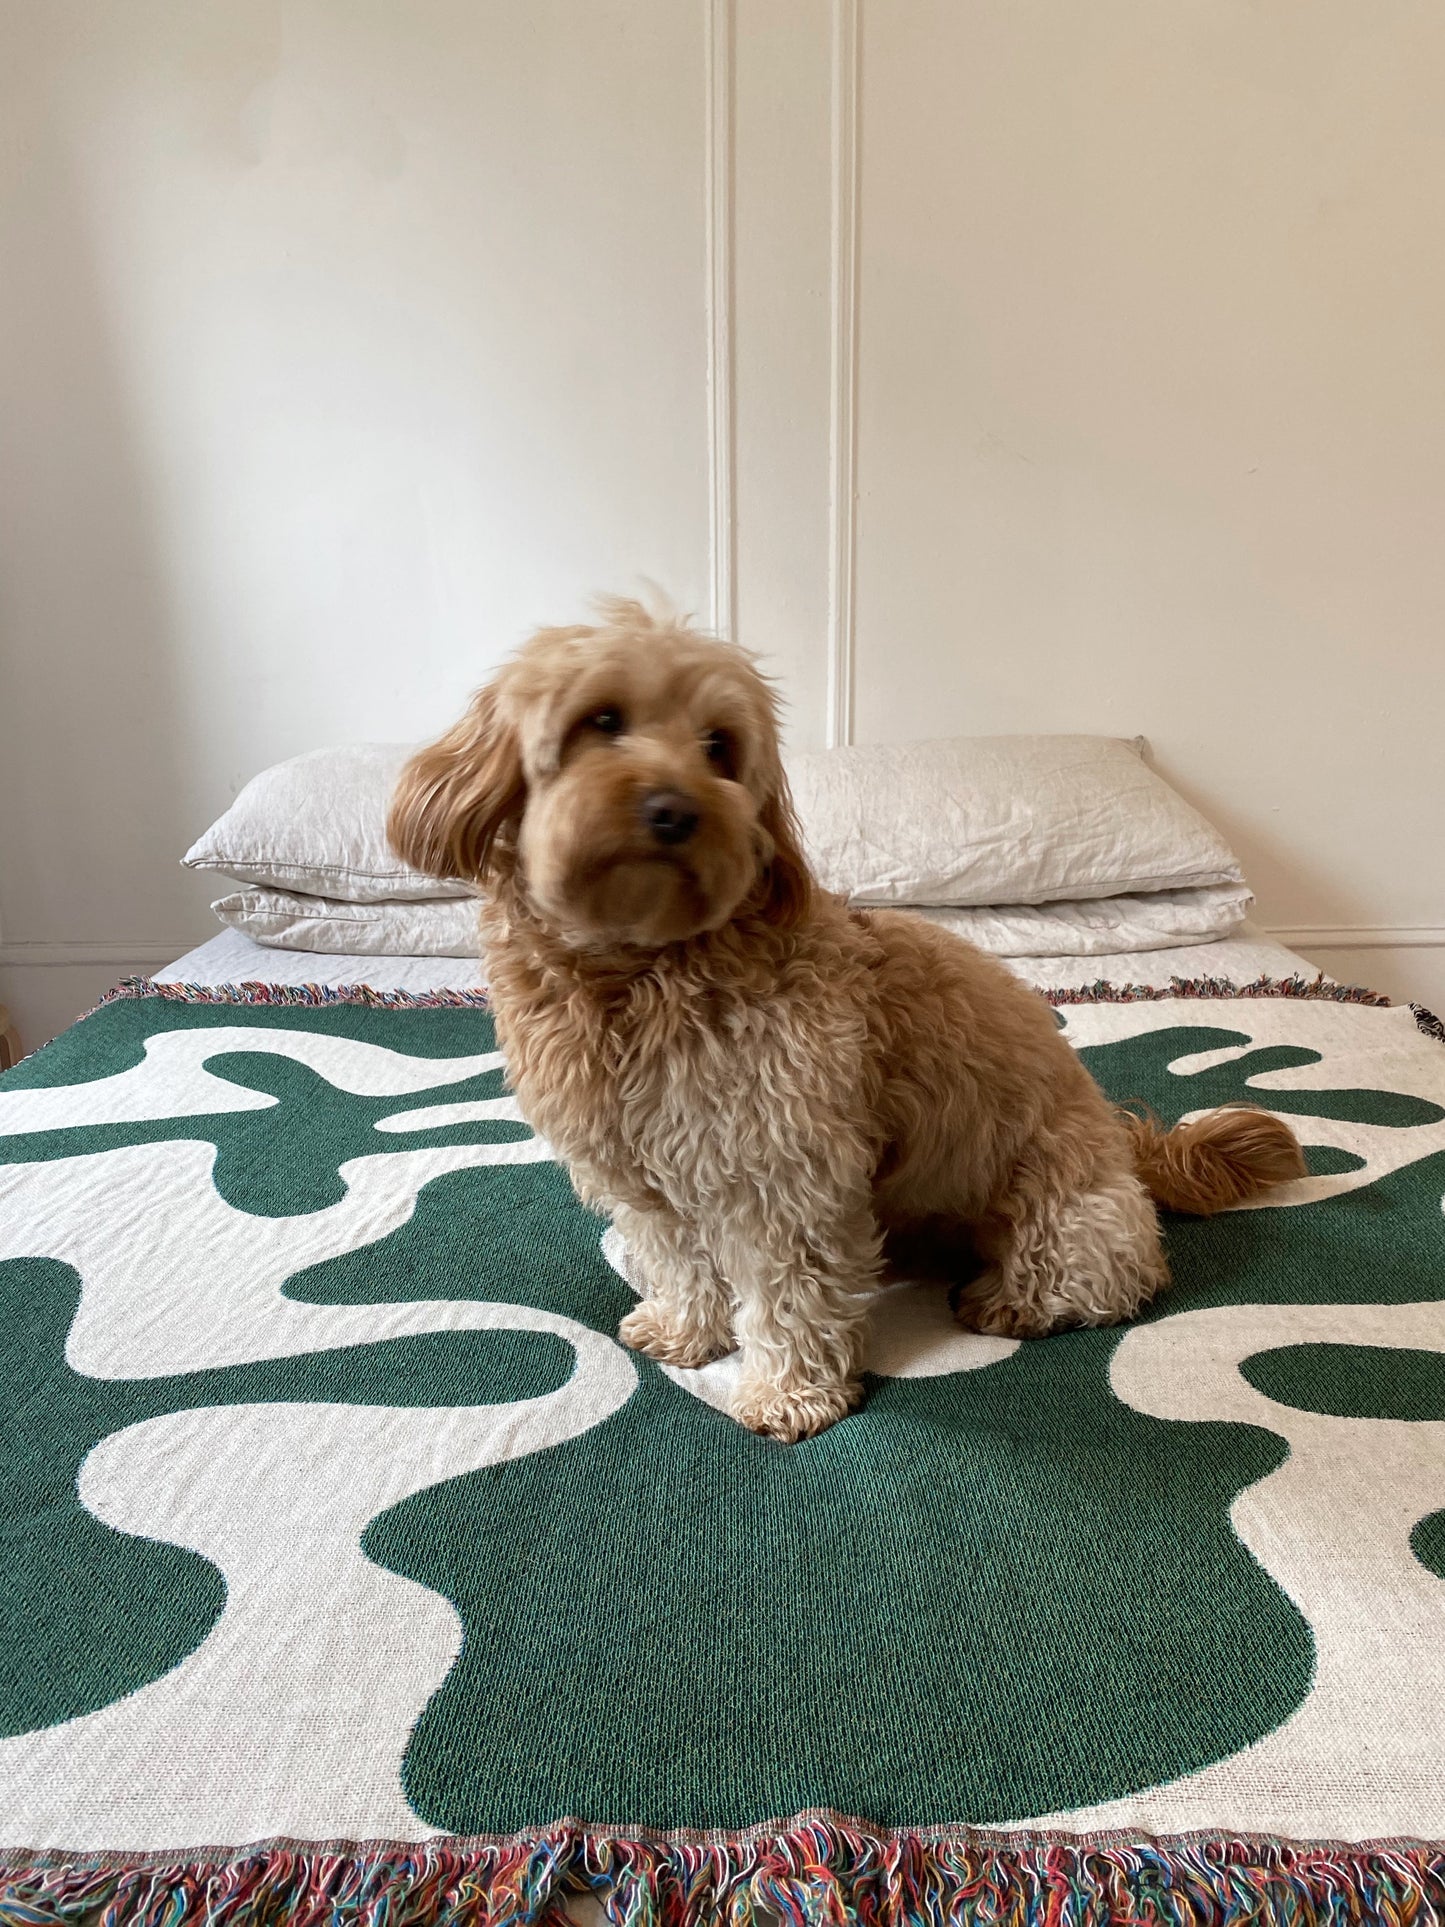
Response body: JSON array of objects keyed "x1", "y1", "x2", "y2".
[{"x1": 155, "y1": 920, "x2": 1326, "y2": 997}]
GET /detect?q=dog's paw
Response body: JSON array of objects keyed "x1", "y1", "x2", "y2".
[
  {"x1": 949, "y1": 1278, "x2": 1061, "y2": 1340},
  {"x1": 730, "y1": 1377, "x2": 863, "y2": 1443},
  {"x1": 617, "y1": 1301, "x2": 730, "y2": 1369}
]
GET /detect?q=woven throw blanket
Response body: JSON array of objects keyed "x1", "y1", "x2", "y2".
[{"x1": 1, "y1": 978, "x2": 1443, "y2": 1925}]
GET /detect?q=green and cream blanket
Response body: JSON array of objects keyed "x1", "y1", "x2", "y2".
[{"x1": 1, "y1": 978, "x2": 1443, "y2": 1925}]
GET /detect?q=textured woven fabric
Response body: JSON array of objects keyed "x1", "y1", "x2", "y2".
[
  {"x1": 786, "y1": 735, "x2": 1243, "y2": 906},
  {"x1": 909, "y1": 883, "x2": 1252, "y2": 956},
  {"x1": 210, "y1": 886, "x2": 486, "y2": 957},
  {"x1": 184, "y1": 734, "x2": 1244, "y2": 913},
  {"x1": 1, "y1": 983, "x2": 1443, "y2": 1917},
  {"x1": 209, "y1": 881, "x2": 1253, "y2": 963},
  {"x1": 182, "y1": 743, "x2": 476, "y2": 902}
]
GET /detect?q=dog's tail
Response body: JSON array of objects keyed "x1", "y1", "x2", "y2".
[{"x1": 1121, "y1": 1106, "x2": 1307, "y2": 1215}]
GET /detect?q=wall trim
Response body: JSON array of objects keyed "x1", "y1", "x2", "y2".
[
  {"x1": 704, "y1": 0, "x2": 736, "y2": 642},
  {"x1": 0, "y1": 942, "x2": 196, "y2": 969},
  {"x1": 826, "y1": 0, "x2": 861, "y2": 749},
  {"x1": 1268, "y1": 927, "x2": 1445, "y2": 951}
]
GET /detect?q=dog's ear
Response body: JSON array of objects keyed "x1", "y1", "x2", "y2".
[
  {"x1": 387, "y1": 685, "x2": 526, "y2": 884},
  {"x1": 756, "y1": 780, "x2": 815, "y2": 930}
]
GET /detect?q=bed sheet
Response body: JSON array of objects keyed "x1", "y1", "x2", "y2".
[{"x1": 155, "y1": 921, "x2": 1327, "y2": 997}]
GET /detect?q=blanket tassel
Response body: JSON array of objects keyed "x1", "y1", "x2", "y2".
[{"x1": 4, "y1": 1821, "x2": 1443, "y2": 1927}]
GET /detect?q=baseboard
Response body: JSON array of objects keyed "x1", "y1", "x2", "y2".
[
  {"x1": 0, "y1": 941, "x2": 195, "y2": 969},
  {"x1": 1266, "y1": 927, "x2": 1445, "y2": 951}
]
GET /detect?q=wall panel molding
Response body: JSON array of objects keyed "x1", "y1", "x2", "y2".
[
  {"x1": 825, "y1": 0, "x2": 860, "y2": 747},
  {"x1": 0, "y1": 942, "x2": 194, "y2": 968},
  {"x1": 705, "y1": 0, "x2": 737, "y2": 640},
  {"x1": 1267, "y1": 927, "x2": 1445, "y2": 951}
]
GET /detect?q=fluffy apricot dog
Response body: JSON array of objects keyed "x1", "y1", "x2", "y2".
[{"x1": 389, "y1": 598, "x2": 1305, "y2": 1441}]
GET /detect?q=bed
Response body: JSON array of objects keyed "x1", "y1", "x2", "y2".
[{"x1": 3, "y1": 740, "x2": 1443, "y2": 1924}]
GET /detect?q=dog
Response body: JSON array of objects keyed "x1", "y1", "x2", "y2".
[{"x1": 388, "y1": 596, "x2": 1305, "y2": 1441}]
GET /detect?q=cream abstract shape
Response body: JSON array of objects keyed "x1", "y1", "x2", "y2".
[
  {"x1": 1014, "y1": 1299, "x2": 1445, "y2": 1839},
  {"x1": 0, "y1": 1348, "x2": 635, "y2": 1850},
  {"x1": 375, "y1": 1096, "x2": 530, "y2": 1132},
  {"x1": 0, "y1": 1017, "x2": 552, "y2": 1380},
  {"x1": 600, "y1": 1222, "x2": 1017, "y2": 1415},
  {"x1": 0, "y1": 1138, "x2": 553, "y2": 1378},
  {"x1": 1009, "y1": 1002, "x2": 1445, "y2": 1836},
  {"x1": 1058, "y1": 998, "x2": 1445, "y2": 1207},
  {"x1": 0, "y1": 1025, "x2": 511, "y2": 1136},
  {"x1": 0, "y1": 1027, "x2": 635, "y2": 1849}
]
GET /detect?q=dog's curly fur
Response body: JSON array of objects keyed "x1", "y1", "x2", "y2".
[{"x1": 389, "y1": 596, "x2": 1306, "y2": 1441}]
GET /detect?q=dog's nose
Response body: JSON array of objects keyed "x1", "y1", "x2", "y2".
[{"x1": 642, "y1": 789, "x2": 701, "y2": 846}]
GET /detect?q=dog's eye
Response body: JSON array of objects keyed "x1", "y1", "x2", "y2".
[
  {"x1": 586, "y1": 707, "x2": 625, "y2": 737},
  {"x1": 703, "y1": 728, "x2": 736, "y2": 776}
]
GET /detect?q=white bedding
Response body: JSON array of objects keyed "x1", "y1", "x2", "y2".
[{"x1": 155, "y1": 921, "x2": 1324, "y2": 996}]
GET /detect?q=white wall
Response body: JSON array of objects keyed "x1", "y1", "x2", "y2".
[
  {"x1": 2, "y1": 0, "x2": 1442, "y2": 1047},
  {"x1": 849, "y1": 0, "x2": 1445, "y2": 1012},
  {"x1": 0, "y1": 0, "x2": 717, "y2": 1042}
]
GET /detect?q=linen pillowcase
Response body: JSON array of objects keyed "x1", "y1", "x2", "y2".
[
  {"x1": 210, "y1": 889, "x2": 483, "y2": 958},
  {"x1": 211, "y1": 880, "x2": 1249, "y2": 962},
  {"x1": 186, "y1": 734, "x2": 1247, "y2": 920},
  {"x1": 786, "y1": 735, "x2": 1243, "y2": 908},
  {"x1": 183, "y1": 745, "x2": 472, "y2": 903},
  {"x1": 909, "y1": 882, "x2": 1252, "y2": 958}
]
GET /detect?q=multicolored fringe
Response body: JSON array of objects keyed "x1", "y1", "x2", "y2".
[
  {"x1": 1041, "y1": 972, "x2": 1394, "y2": 1008},
  {"x1": 100, "y1": 972, "x2": 1399, "y2": 1018},
  {"x1": 2, "y1": 1818, "x2": 1442, "y2": 1926},
  {"x1": 99, "y1": 977, "x2": 492, "y2": 1011}
]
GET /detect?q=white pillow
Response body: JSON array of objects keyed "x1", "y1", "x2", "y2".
[
  {"x1": 785, "y1": 735, "x2": 1243, "y2": 907},
  {"x1": 211, "y1": 889, "x2": 483, "y2": 957},
  {"x1": 187, "y1": 733, "x2": 1244, "y2": 915},
  {"x1": 909, "y1": 882, "x2": 1251, "y2": 957},
  {"x1": 184, "y1": 745, "x2": 473, "y2": 903},
  {"x1": 213, "y1": 878, "x2": 1248, "y2": 963}
]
